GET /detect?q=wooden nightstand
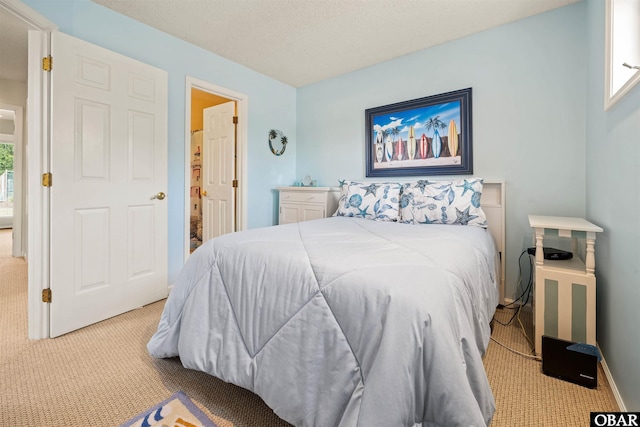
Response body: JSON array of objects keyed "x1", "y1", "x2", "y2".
[
  {"x1": 277, "y1": 187, "x2": 339, "y2": 225},
  {"x1": 528, "y1": 215, "x2": 603, "y2": 355}
]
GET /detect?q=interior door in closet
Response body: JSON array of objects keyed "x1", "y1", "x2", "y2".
[{"x1": 202, "y1": 101, "x2": 235, "y2": 241}]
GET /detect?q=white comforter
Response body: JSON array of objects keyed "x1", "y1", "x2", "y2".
[{"x1": 148, "y1": 217, "x2": 499, "y2": 426}]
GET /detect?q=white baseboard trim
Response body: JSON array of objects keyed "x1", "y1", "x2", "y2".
[{"x1": 597, "y1": 343, "x2": 626, "y2": 411}]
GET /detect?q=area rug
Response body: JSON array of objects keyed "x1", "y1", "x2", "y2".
[{"x1": 119, "y1": 391, "x2": 218, "y2": 427}]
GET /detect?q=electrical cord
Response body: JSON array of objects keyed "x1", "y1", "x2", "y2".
[
  {"x1": 493, "y1": 249, "x2": 533, "y2": 327},
  {"x1": 490, "y1": 336, "x2": 541, "y2": 361},
  {"x1": 502, "y1": 249, "x2": 533, "y2": 308},
  {"x1": 490, "y1": 248, "x2": 538, "y2": 357}
]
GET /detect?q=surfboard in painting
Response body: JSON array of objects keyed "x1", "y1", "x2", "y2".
[
  {"x1": 407, "y1": 126, "x2": 416, "y2": 160},
  {"x1": 396, "y1": 137, "x2": 404, "y2": 161},
  {"x1": 432, "y1": 131, "x2": 442, "y2": 159},
  {"x1": 375, "y1": 131, "x2": 384, "y2": 163},
  {"x1": 448, "y1": 120, "x2": 459, "y2": 157},
  {"x1": 419, "y1": 134, "x2": 428, "y2": 159},
  {"x1": 385, "y1": 135, "x2": 393, "y2": 162}
]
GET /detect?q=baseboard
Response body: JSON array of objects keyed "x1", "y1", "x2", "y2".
[{"x1": 597, "y1": 343, "x2": 626, "y2": 411}]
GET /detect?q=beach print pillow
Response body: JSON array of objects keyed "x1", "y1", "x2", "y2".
[
  {"x1": 334, "y1": 180, "x2": 402, "y2": 221},
  {"x1": 399, "y1": 178, "x2": 487, "y2": 227}
]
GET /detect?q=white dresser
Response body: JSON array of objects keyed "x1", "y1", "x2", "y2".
[
  {"x1": 278, "y1": 187, "x2": 340, "y2": 225},
  {"x1": 528, "y1": 215, "x2": 603, "y2": 355}
]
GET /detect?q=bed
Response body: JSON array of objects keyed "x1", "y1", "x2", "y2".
[{"x1": 148, "y1": 179, "x2": 505, "y2": 427}]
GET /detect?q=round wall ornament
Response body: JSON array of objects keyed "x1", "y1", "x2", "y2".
[{"x1": 268, "y1": 129, "x2": 288, "y2": 156}]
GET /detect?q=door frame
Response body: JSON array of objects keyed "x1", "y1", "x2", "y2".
[
  {"x1": 0, "y1": 0, "x2": 57, "y2": 339},
  {"x1": 184, "y1": 76, "x2": 248, "y2": 262},
  {"x1": 0, "y1": 103, "x2": 23, "y2": 255}
]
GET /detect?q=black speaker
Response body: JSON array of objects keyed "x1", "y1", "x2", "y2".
[{"x1": 542, "y1": 335, "x2": 598, "y2": 388}]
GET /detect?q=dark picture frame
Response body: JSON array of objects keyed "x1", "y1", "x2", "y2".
[{"x1": 365, "y1": 88, "x2": 472, "y2": 177}]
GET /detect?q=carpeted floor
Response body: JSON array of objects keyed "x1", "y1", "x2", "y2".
[{"x1": 0, "y1": 228, "x2": 619, "y2": 426}]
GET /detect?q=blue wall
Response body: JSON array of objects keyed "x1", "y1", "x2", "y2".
[
  {"x1": 23, "y1": 0, "x2": 298, "y2": 284},
  {"x1": 297, "y1": 3, "x2": 587, "y2": 303},
  {"x1": 586, "y1": 0, "x2": 640, "y2": 411}
]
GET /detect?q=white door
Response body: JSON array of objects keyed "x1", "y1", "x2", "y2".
[
  {"x1": 202, "y1": 102, "x2": 235, "y2": 241},
  {"x1": 49, "y1": 31, "x2": 168, "y2": 337}
]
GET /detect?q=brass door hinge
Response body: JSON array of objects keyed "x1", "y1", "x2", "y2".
[
  {"x1": 232, "y1": 116, "x2": 238, "y2": 124},
  {"x1": 42, "y1": 56, "x2": 53, "y2": 71},
  {"x1": 232, "y1": 179, "x2": 238, "y2": 188},
  {"x1": 42, "y1": 288, "x2": 52, "y2": 303},
  {"x1": 42, "y1": 173, "x2": 52, "y2": 187}
]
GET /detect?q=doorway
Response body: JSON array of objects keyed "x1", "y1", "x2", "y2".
[
  {"x1": 189, "y1": 89, "x2": 233, "y2": 252},
  {"x1": 0, "y1": 109, "x2": 16, "y2": 230},
  {"x1": 184, "y1": 77, "x2": 248, "y2": 261},
  {"x1": 0, "y1": 104, "x2": 24, "y2": 258}
]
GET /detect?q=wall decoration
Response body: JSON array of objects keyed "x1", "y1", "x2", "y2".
[
  {"x1": 268, "y1": 129, "x2": 288, "y2": 156},
  {"x1": 365, "y1": 88, "x2": 472, "y2": 177}
]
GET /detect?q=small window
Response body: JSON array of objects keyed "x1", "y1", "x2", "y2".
[{"x1": 605, "y1": 0, "x2": 640, "y2": 110}]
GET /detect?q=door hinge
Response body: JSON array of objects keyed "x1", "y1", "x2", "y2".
[
  {"x1": 232, "y1": 116, "x2": 238, "y2": 124},
  {"x1": 232, "y1": 179, "x2": 238, "y2": 188},
  {"x1": 42, "y1": 172, "x2": 52, "y2": 187},
  {"x1": 42, "y1": 288, "x2": 52, "y2": 303},
  {"x1": 42, "y1": 56, "x2": 53, "y2": 71}
]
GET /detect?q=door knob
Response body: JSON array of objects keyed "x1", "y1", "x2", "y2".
[
  {"x1": 151, "y1": 192, "x2": 166, "y2": 200},
  {"x1": 201, "y1": 190, "x2": 208, "y2": 197}
]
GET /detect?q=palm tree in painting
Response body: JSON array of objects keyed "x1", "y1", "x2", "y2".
[
  {"x1": 391, "y1": 127, "x2": 400, "y2": 141},
  {"x1": 424, "y1": 116, "x2": 447, "y2": 159}
]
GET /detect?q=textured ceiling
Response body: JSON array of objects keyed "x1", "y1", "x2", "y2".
[
  {"x1": 1, "y1": 0, "x2": 579, "y2": 86},
  {"x1": 91, "y1": 0, "x2": 579, "y2": 87}
]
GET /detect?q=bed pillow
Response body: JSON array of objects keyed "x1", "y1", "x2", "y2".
[
  {"x1": 333, "y1": 180, "x2": 402, "y2": 221},
  {"x1": 399, "y1": 178, "x2": 488, "y2": 227}
]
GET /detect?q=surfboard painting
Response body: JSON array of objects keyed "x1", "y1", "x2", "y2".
[
  {"x1": 385, "y1": 135, "x2": 393, "y2": 162},
  {"x1": 366, "y1": 88, "x2": 472, "y2": 177},
  {"x1": 375, "y1": 131, "x2": 384, "y2": 163},
  {"x1": 431, "y1": 131, "x2": 442, "y2": 159},
  {"x1": 419, "y1": 134, "x2": 428, "y2": 159},
  {"x1": 407, "y1": 126, "x2": 416, "y2": 160},
  {"x1": 448, "y1": 119, "x2": 458, "y2": 157}
]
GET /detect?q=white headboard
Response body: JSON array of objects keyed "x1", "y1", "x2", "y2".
[{"x1": 482, "y1": 181, "x2": 506, "y2": 305}]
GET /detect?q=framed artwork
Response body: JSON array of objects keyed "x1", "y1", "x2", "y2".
[{"x1": 365, "y1": 88, "x2": 472, "y2": 177}]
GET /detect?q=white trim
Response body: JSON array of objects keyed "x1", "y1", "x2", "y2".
[
  {"x1": 14, "y1": 106, "x2": 24, "y2": 258},
  {"x1": 184, "y1": 76, "x2": 248, "y2": 263},
  {"x1": 0, "y1": 103, "x2": 25, "y2": 257},
  {"x1": 0, "y1": 0, "x2": 56, "y2": 340},
  {"x1": 0, "y1": 133, "x2": 14, "y2": 142},
  {"x1": 0, "y1": 0, "x2": 57, "y2": 29},
  {"x1": 598, "y1": 343, "x2": 625, "y2": 411},
  {"x1": 27, "y1": 30, "x2": 51, "y2": 340},
  {"x1": 604, "y1": 0, "x2": 640, "y2": 110}
]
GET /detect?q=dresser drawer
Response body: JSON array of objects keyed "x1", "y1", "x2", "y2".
[
  {"x1": 279, "y1": 191, "x2": 326, "y2": 204},
  {"x1": 277, "y1": 187, "x2": 340, "y2": 225}
]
